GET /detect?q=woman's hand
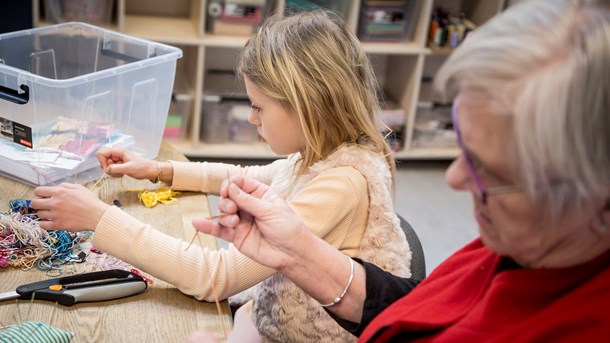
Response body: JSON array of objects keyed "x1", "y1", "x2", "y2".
[
  {"x1": 31, "y1": 183, "x2": 110, "y2": 231},
  {"x1": 191, "y1": 176, "x2": 308, "y2": 271},
  {"x1": 97, "y1": 147, "x2": 158, "y2": 181}
]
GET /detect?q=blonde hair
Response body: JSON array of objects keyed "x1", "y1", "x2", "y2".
[
  {"x1": 237, "y1": 11, "x2": 396, "y2": 180},
  {"x1": 435, "y1": 0, "x2": 610, "y2": 217}
]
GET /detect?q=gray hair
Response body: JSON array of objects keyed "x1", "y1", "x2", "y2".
[{"x1": 435, "y1": 0, "x2": 610, "y2": 217}]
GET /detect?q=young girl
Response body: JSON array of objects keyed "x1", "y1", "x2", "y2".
[{"x1": 32, "y1": 11, "x2": 412, "y2": 342}]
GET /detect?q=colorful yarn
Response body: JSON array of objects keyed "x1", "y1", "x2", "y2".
[
  {"x1": 130, "y1": 268, "x2": 154, "y2": 284},
  {"x1": 0, "y1": 200, "x2": 91, "y2": 276},
  {"x1": 83, "y1": 249, "x2": 129, "y2": 272},
  {"x1": 8, "y1": 199, "x2": 37, "y2": 217},
  {"x1": 0, "y1": 321, "x2": 74, "y2": 343}
]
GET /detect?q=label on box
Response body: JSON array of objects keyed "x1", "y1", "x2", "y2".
[{"x1": 0, "y1": 117, "x2": 33, "y2": 148}]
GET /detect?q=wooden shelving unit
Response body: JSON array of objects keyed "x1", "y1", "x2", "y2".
[{"x1": 33, "y1": 0, "x2": 508, "y2": 160}]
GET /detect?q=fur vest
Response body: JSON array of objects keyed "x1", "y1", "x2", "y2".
[{"x1": 252, "y1": 144, "x2": 412, "y2": 342}]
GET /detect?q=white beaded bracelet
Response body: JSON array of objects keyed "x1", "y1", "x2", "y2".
[{"x1": 320, "y1": 257, "x2": 355, "y2": 307}]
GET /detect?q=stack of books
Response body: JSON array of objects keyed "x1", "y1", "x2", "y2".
[
  {"x1": 358, "y1": 0, "x2": 415, "y2": 42},
  {"x1": 207, "y1": 0, "x2": 268, "y2": 36}
]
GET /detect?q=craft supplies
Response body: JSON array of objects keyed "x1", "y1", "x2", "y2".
[
  {"x1": 0, "y1": 321, "x2": 74, "y2": 343},
  {"x1": 428, "y1": 7, "x2": 477, "y2": 49},
  {"x1": 83, "y1": 248, "x2": 129, "y2": 272},
  {"x1": 199, "y1": 232, "x2": 229, "y2": 340},
  {"x1": 0, "y1": 270, "x2": 147, "y2": 306},
  {"x1": 119, "y1": 177, "x2": 181, "y2": 208},
  {"x1": 184, "y1": 171, "x2": 231, "y2": 252},
  {"x1": 137, "y1": 188, "x2": 181, "y2": 208},
  {"x1": 184, "y1": 172, "x2": 230, "y2": 340},
  {"x1": 0, "y1": 116, "x2": 135, "y2": 187},
  {"x1": 130, "y1": 268, "x2": 154, "y2": 285},
  {"x1": 0, "y1": 200, "x2": 91, "y2": 276},
  {"x1": 0, "y1": 23, "x2": 181, "y2": 187}
]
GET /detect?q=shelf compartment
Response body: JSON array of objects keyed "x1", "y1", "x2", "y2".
[
  {"x1": 35, "y1": 0, "x2": 120, "y2": 30},
  {"x1": 362, "y1": 41, "x2": 425, "y2": 55},
  {"x1": 397, "y1": 146, "x2": 459, "y2": 160},
  {"x1": 123, "y1": 0, "x2": 203, "y2": 44},
  {"x1": 202, "y1": 34, "x2": 250, "y2": 48},
  {"x1": 123, "y1": 15, "x2": 202, "y2": 45}
]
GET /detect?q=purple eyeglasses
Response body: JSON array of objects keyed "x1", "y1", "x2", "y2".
[{"x1": 451, "y1": 99, "x2": 521, "y2": 204}]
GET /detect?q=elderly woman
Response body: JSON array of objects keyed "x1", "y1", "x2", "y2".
[{"x1": 191, "y1": 0, "x2": 610, "y2": 341}]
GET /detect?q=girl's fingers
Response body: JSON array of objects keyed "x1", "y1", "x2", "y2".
[
  {"x1": 33, "y1": 186, "x2": 54, "y2": 198},
  {"x1": 35, "y1": 209, "x2": 52, "y2": 220}
]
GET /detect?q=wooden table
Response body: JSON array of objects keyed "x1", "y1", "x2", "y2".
[{"x1": 0, "y1": 142, "x2": 232, "y2": 342}]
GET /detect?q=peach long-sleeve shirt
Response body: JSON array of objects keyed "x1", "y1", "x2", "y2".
[{"x1": 92, "y1": 159, "x2": 369, "y2": 301}]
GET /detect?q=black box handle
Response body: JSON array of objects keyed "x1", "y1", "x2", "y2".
[{"x1": 0, "y1": 84, "x2": 29, "y2": 105}]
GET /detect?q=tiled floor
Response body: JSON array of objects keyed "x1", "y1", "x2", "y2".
[{"x1": 208, "y1": 160, "x2": 478, "y2": 275}]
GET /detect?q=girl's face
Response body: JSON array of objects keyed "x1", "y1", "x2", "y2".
[
  {"x1": 445, "y1": 91, "x2": 599, "y2": 268},
  {"x1": 244, "y1": 77, "x2": 306, "y2": 155}
]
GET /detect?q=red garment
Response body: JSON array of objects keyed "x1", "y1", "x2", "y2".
[{"x1": 360, "y1": 238, "x2": 610, "y2": 342}]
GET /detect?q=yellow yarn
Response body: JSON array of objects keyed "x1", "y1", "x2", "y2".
[
  {"x1": 89, "y1": 171, "x2": 111, "y2": 192},
  {"x1": 119, "y1": 177, "x2": 181, "y2": 208},
  {"x1": 89, "y1": 171, "x2": 181, "y2": 208},
  {"x1": 137, "y1": 187, "x2": 181, "y2": 208}
]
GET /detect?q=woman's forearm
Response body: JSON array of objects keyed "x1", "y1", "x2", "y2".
[{"x1": 280, "y1": 228, "x2": 366, "y2": 323}]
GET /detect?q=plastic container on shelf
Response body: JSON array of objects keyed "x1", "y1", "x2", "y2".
[
  {"x1": 164, "y1": 74, "x2": 193, "y2": 139},
  {"x1": 285, "y1": 0, "x2": 351, "y2": 19},
  {"x1": 229, "y1": 103, "x2": 259, "y2": 143},
  {"x1": 44, "y1": 0, "x2": 114, "y2": 25},
  {"x1": 0, "y1": 22, "x2": 182, "y2": 186},
  {"x1": 411, "y1": 104, "x2": 456, "y2": 149},
  {"x1": 201, "y1": 96, "x2": 258, "y2": 144},
  {"x1": 358, "y1": 0, "x2": 418, "y2": 42},
  {"x1": 201, "y1": 95, "x2": 231, "y2": 144}
]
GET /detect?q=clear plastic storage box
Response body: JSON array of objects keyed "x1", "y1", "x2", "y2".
[{"x1": 0, "y1": 22, "x2": 182, "y2": 186}]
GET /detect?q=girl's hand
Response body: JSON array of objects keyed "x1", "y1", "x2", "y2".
[
  {"x1": 31, "y1": 183, "x2": 110, "y2": 231},
  {"x1": 97, "y1": 147, "x2": 158, "y2": 181},
  {"x1": 191, "y1": 176, "x2": 307, "y2": 271}
]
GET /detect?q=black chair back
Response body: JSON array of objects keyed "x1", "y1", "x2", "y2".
[{"x1": 397, "y1": 213, "x2": 426, "y2": 281}]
